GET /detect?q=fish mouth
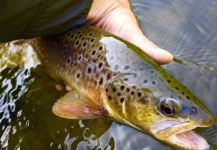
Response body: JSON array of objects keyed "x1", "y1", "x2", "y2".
[{"x1": 151, "y1": 121, "x2": 209, "y2": 150}]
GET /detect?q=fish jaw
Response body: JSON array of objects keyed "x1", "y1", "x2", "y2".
[{"x1": 150, "y1": 121, "x2": 210, "y2": 150}]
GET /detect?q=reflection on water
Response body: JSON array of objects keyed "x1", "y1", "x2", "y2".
[{"x1": 1, "y1": 0, "x2": 217, "y2": 149}]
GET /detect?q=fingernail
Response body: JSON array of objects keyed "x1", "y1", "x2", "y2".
[{"x1": 154, "y1": 48, "x2": 173, "y2": 65}]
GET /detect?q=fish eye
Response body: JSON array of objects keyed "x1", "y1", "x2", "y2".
[
  {"x1": 161, "y1": 105, "x2": 173, "y2": 116},
  {"x1": 159, "y1": 98, "x2": 180, "y2": 117}
]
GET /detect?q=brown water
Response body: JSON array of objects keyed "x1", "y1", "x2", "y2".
[{"x1": 1, "y1": 0, "x2": 217, "y2": 149}]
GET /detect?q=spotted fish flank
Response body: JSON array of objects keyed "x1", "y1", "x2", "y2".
[{"x1": 21, "y1": 25, "x2": 214, "y2": 150}]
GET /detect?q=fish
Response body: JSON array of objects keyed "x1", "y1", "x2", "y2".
[{"x1": 18, "y1": 25, "x2": 214, "y2": 150}]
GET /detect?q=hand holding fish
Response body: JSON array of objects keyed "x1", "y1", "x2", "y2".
[
  {"x1": 56, "y1": 0, "x2": 173, "y2": 91},
  {"x1": 86, "y1": 0, "x2": 173, "y2": 64}
]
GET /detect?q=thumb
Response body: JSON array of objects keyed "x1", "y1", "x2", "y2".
[{"x1": 118, "y1": 23, "x2": 173, "y2": 65}]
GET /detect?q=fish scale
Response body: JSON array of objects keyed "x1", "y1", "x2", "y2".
[{"x1": 21, "y1": 25, "x2": 214, "y2": 150}]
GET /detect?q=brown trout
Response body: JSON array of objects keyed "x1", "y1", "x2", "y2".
[{"x1": 20, "y1": 25, "x2": 214, "y2": 150}]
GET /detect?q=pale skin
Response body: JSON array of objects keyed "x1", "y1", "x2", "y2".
[{"x1": 56, "y1": 0, "x2": 173, "y2": 91}]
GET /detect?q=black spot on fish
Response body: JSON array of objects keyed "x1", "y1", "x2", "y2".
[
  {"x1": 92, "y1": 50, "x2": 96, "y2": 55},
  {"x1": 137, "y1": 92, "x2": 142, "y2": 97},
  {"x1": 175, "y1": 87, "x2": 179, "y2": 90},
  {"x1": 124, "y1": 65, "x2": 130, "y2": 70},
  {"x1": 67, "y1": 32, "x2": 71, "y2": 36},
  {"x1": 106, "y1": 73, "x2": 112, "y2": 80},
  {"x1": 79, "y1": 34, "x2": 82, "y2": 38},
  {"x1": 76, "y1": 73, "x2": 80, "y2": 78},
  {"x1": 126, "y1": 87, "x2": 130, "y2": 93},
  {"x1": 182, "y1": 92, "x2": 185, "y2": 95},
  {"x1": 92, "y1": 58, "x2": 97, "y2": 63},
  {"x1": 98, "y1": 63, "x2": 103, "y2": 68},
  {"x1": 108, "y1": 95, "x2": 112, "y2": 100},
  {"x1": 112, "y1": 87, "x2": 116, "y2": 92},
  {"x1": 152, "y1": 81, "x2": 156, "y2": 85},
  {"x1": 167, "y1": 80, "x2": 171, "y2": 83},
  {"x1": 90, "y1": 39, "x2": 94, "y2": 43},
  {"x1": 140, "y1": 97, "x2": 146, "y2": 103},
  {"x1": 70, "y1": 34, "x2": 74, "y2": 38},
  {"x1": 75, "y1": 40, "x2": 79, "y2": 45},
  {"x1": 78, "y1": 56, "x2": 82, "y2": 61},
  {"x1": 117, "y1": 93, "x2": 121, "y2": 96},
  {"x1": 120, "y1": 97, "x2": 125, "y2": 103},
  {"x1": 67, "y1": 57, "x2": 71, "y2": 64},
  {"x1": 131, "y1": 91, "x2": 135, "y2": 96},
  {"x1": 151, "y1": 71, "x2": 154, "y2": 74},
  {"x1": 99, "y1": 46, "x2": 103, "y2": 51},
  {"x1": 87, "y1": 68, "x2": 91, "y2": 74},
  {"x1": 89, "y1": 33, "x2": 93, "y2": 36},
  {"x1": 83, "y1": 42, "x2": 87, "y2": 47},
  {"x1": 120, "y1": 85, "x2": 125, "y2": 91},
  {"x1": 186, "y1": 96, "x2": 190, "y2": 99},
  {"x1": 105, "y1": 88, "x2": 108, "y2": 92},
  {"x1": 82, "y1": 37, "x2": 85, "y2": 40},
  {"x1": 143, "y1": 80, "x2": 148, "y2": 83},
  {"x1": 99, "y1": 77, "x2": 103, "y2": 85}
]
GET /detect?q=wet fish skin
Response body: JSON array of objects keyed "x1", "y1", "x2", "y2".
[{"x1": 24, "y1": 25, "x2": 214, "y2": 150}]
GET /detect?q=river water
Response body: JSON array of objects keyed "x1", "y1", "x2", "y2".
[{"x1": 0, "y1": 0, "x2": 217, "y2": 149}]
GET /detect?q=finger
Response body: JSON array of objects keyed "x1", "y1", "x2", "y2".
[
  {"x1": 131, "y1": 30, "x2": 173, "y2": 65},
  {"x1": 118, "y1": 22, "x2": 173, "y2": 65},
  {"x1": 56, "y1": 83, "x2": 65, "y2": 91},
  {"x1": 66, "y1": 85, "x2": 73, "y2": 91}
]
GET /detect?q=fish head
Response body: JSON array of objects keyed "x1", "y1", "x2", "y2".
[
  {"x1": 100, "y1": 35, "x2": 214, "y2": 149},
  {"x1": 105, "y1": 76, "x2": 214, "y2": 150}
]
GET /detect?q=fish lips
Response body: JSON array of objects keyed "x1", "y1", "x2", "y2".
[{"x1": 150, "y1": 121, "x2": 210, "y2": 150}]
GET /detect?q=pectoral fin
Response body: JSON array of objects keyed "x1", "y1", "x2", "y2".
[{"x1": 52, "y1": 92, "x2": 108, "y2": 119}]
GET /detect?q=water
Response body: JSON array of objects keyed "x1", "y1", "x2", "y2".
[{"x1": 1, "y1": 0, "x2": 217, "y2": 149}]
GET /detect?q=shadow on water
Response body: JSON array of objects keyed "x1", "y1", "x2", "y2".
[{"x1": 1, "y1": 0, "x2": 217, "y2": 149}]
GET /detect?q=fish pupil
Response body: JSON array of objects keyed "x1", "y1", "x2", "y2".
[{"x1": 161, "y1": 105, "x2": 173, "y2": 116}]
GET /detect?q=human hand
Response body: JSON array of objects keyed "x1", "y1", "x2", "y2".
[
  {"x1": 86, "y1": 0, "x2": 173, "y2": 65},
  {"x1": 56, "y1": 0, "x2": 173, "y2": 91}
]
